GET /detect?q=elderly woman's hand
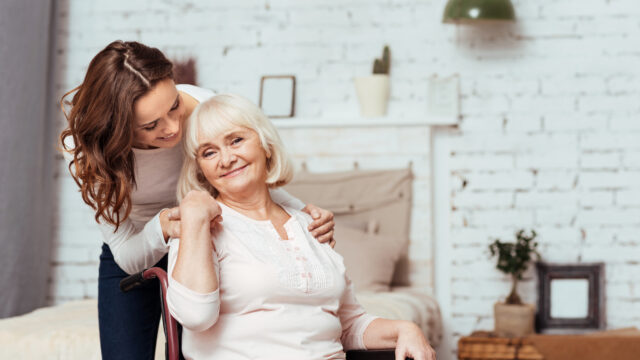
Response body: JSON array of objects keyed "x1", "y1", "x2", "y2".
[
  {"x1": 394, "y1": 322, "x2": 436, "y2": 360},
  {"x1": 178, "y1": 190, "x2": 222, "y2": 233},
  {"x1": 302, "y1": 204, "x2": 335, "y2": 247}
]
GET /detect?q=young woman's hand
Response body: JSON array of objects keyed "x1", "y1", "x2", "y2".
[
  {"x1": 302, "y1": 204, "x2": 335, "y2": 247},
  {"x1": 394, "y1": 322, "x2": 436, "y2": 360},
  {"x1": 160, "y1": 207, "x2": 181, "y2": 241}
]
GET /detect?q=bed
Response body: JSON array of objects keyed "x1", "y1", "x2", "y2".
[{"x1": 0, "y1": 168, "x2": 442, "y2": 359}]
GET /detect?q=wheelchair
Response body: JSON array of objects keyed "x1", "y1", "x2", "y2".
[{"x1": 120, "y1": 268, "x2": 407, "y2": 360}]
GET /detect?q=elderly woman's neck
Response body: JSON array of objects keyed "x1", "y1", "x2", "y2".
[{"x1": 217, "y1": 185, "x2": 280, "y2": 221}]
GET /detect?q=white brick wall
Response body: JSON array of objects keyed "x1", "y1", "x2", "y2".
[{"x1": 50, "y1": 0, "x2": 640, "y2": 358}]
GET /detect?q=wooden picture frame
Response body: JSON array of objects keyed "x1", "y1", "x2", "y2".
[
  {"x1": 536, "y1": 262, "x2": 605, "y2": 332},
  {"x1": 259, "y1": 75, "x2": 296, "y2": 118}
]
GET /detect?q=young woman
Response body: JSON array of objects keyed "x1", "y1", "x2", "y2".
[
  {"x1": 60, "y1": 40, "x2": 335, "y2": 360},
  {"x1": 167, "y1": 94, "x2": 436, "y2": 360}
]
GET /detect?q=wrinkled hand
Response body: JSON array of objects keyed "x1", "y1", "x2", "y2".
[
  {"x1": 302, "y1": 204, "x2": 335, "y2": 248},
  {"x1": 395, "y1": 322, "x2": 436, "y2": 360},
  {"x1": 180, "y1": 190, "x2": 220, "y2": 220},
  {"x1": 161, "y1": 191, "x2": 223, "y2": 241}
]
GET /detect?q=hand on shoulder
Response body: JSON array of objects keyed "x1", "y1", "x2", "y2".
[{"x1": 180, "y1": 190, "x2": 222, "y2": 225}]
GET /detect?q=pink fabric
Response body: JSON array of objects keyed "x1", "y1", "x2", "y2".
[{"x1": 167, "y1": 203, "x2": 377, "y2": 360}]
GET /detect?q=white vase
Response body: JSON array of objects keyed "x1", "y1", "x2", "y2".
[
  {"x1": 354, "y1": 74, "x2": 390, "y2": 117},
  {"x1": 494, "y1": 302, "x2": 536, "y2": 337}
]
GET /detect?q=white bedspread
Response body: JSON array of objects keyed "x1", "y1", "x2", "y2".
[
  {"x1": 0, "y1": 290, "x2": 441, "y2": 359},
  {"x1": 356, "y1": 287, "x2": 442, "y2": 348}
]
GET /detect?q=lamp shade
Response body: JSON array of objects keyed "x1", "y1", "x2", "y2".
[{"x1": 443, "y1": 0, "x2": 516, "y2": 24}]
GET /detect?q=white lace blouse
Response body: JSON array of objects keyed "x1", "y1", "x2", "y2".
[{"x1": 166, "y1": 203, "x2": 377, "y2": 360}]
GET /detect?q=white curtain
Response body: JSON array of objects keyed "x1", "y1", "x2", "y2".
[{"x1": 0, "y1": 0, "x2": 55, "y2": 318}]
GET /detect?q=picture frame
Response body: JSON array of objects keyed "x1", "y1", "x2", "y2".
[
  {"x1": 259, "y1": 75, "x2": 296, "y2": 118},
  {"x1": 426, "y1": 74, "x2": 460, "y2": 125},
  {"x1": 536, "y1": 262, "x2": 605, "y2": 333}
]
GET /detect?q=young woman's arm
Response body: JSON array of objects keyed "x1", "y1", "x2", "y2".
[{"x1": 97, "y1": 213, "x2": 169, "y2": 275}]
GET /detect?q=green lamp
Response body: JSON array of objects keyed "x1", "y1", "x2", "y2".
[{"x1": 443, "y1": 0, "x2": 516, "y2": 24}]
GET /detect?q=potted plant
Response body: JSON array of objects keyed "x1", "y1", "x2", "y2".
[
  {"x1": 354, "y1": 45, "x2": 391, "y2": 117},
  {"x1": 489, "y1": 229, "x2": 540, "y2": 337}
]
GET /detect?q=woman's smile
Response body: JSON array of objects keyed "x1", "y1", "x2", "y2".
[
  {"x1": 220, "y1": 164, "x2": 248, "y2": 178},
  {"x1": 158, "y1": 132, "x2": 178, "y2": 141}
]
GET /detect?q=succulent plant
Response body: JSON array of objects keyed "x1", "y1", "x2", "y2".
[{"x1": 372, "y1": 45, "x2": 390, "y2": 75}]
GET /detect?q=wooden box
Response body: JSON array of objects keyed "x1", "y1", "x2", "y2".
[{"x1": 458, "y1": 331, "x2": 543, "y2": 360}]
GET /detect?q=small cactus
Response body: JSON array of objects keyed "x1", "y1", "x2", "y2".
[{"x1": 372, "y1": 45, "x2": 390, "y2": 75}]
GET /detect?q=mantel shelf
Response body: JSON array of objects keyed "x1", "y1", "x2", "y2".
[{"x1": 271, "y1": 115, "x2": 459, "y2": 129}]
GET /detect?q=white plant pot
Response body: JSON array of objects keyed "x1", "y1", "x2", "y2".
[
  {"x1": 354, "y1": 74, "x2": 390, "y2": 117},
  {"x1": 494, "y1": 302, "x2": 536, "y2": 337}
]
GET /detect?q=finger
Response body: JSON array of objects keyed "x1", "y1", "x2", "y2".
[
  {"x1": 302, "y1": 204, "x2": 324, "y2": 219},
  {"x1": 210, "y1": 221, "x2": 223, "y2": 237},
  {"x1": 209, "y1": 215, "x2": 223, "y2": 227},
  {"x1": 329, "y1": 238, "x2": 336, "y2": 248},
  {"x1": 308, "y1": 211, "x2": 333, "y2": 229},
  {"x1": 169, "y1": 222, "x2": 181, "y2": 239},
  {"x1": 167, "y1": 207, "x2": 181, "y2": 220},
  {"x1": 395, "y1": 347, "x2": 405, "y2": 360},
  {"x1": 309, "y1": 220, "x2": 334, "y2": 237},
  {"x1": 316, "y1": 230, "x2": 334, "y2": 244},
  {"x1": 404, "y1": 349, "x2": 423, "y2": 360}
]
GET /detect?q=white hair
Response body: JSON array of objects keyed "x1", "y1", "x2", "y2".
[{"x1": 177, "y1": 94, "x2": 293, "y2": 200}]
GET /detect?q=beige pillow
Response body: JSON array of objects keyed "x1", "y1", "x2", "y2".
[
  {"x1": 333, "y1": 224, "x2": 403, "y2": 293},
  {"x1": 284, "y1": 168, "x2": 413, "y2": 285}
]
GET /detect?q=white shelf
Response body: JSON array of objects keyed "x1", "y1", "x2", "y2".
[{"x1": 271, "y1": 115, "x2": 459, "y2": 129}]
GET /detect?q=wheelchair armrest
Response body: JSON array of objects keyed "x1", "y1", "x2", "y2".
[{"x1": 346, "y1": 349, "x2": 411, "y2": 360}]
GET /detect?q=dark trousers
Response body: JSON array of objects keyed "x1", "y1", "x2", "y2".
[{"x1": 98, "y1": 243, "x2": 168, "y2": 360}]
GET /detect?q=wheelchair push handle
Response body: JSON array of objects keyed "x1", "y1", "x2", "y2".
[{"x1": 119, "y1": 271, "x2": 149, "y2": 293}]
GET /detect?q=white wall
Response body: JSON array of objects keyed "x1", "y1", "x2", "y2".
[{"x1": 50, "y1": 0, "x2": 640, "y2": 358}]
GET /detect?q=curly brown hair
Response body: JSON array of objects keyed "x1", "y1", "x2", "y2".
[{"x1": 60, "y1": 41, "x2": 173, "y2": 230}]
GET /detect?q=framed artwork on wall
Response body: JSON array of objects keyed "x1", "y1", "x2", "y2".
[
  {"x1": 259, "y1": 75, "x2": 296, "y2": 118},
  {"x1": 536, "y1": 262, "x2": 605, "y2": 333}
]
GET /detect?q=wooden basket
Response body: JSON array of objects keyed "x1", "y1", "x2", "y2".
[{"x1": 458, "y1": 331, "x2": 544, "y2": 360}]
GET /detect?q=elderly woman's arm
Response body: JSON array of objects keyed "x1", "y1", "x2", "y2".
[
  {"x1": 362, "y1": 319, "x2": 436, "y2": 360},
  {"x1": 171, "y1": 190, "x2": 220, "y2": 293},
  {"x1": 166, "y1": 190, "x2": 222, "y2": 331},
  {"x1": 166, "y1": 239, "x2": 220, "y2": 332},
  {"x1": 338, "y1": 276, "x2": 436, "y2": 360}
]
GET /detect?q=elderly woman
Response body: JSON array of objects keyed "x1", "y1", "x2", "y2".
[{"x1": 166, "y1": 94, "x2": 436, "y2": 360}]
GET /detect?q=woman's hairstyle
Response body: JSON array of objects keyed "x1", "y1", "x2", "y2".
[
  {"x1": 59, "y1": 40, "x2": 174, "y2": 230},
  {"x1": 178, "y1": 94, "x2": 293, "y2": 200}
]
